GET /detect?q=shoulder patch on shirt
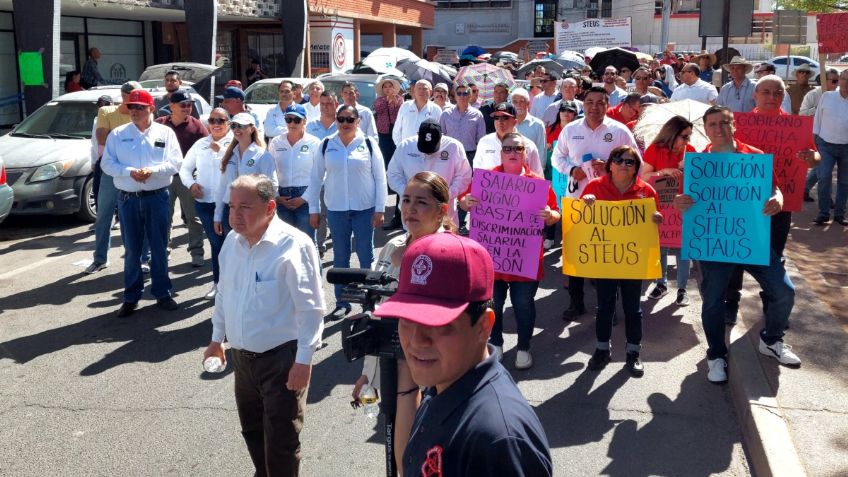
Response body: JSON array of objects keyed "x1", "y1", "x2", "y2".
[
  {"x1": 440, "y1": 151, "x2": 449, "y2": 160},
  {"x1": 422, "y1": 445, "x2": 443, "y2": 477},
  {"x1": 603, "y1": 133, "x2": 613, "y2": 143},
  {"x1": 300, "y1": 145, "x2": 309, "y2": 152},
  {"x1": 246, "y1": 158, "x2": 255, "y2": 167},
  {"x1": 356, "y1": 144, "x2": 366, "y2": 152}
]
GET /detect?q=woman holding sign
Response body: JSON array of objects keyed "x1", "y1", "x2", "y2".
[
  {"x1": 458, "y1": 133, "x2": 561, "y2": 370},
  {"x1": 582, "y1": 145, "x2": 662, "y2": 377},
  {"x1": 640, "y1": 116, "x2": 696, "y2": 307}
]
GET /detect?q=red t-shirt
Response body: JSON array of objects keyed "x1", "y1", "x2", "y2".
[
  {"x1": 643, "y1": 143, "x2": 696, "y2": 171},
  {"x1": 581, "y1": 174, "x2": 661, "y2": 211}
]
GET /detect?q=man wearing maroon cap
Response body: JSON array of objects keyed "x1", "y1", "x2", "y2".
[{"x1": 375, "y1": 233, "x2": 552, "y2": 476}]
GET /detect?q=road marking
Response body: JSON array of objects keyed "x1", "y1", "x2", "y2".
[{"x1": 0, "y1": 243, "x2": 90, "y2": 281}]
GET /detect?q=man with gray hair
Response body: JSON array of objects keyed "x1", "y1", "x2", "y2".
[
  {"x1": 204, "y1": 173, "x2": 325, "y2": 477},
  {"x1": 542, "y1": 76, "x2": 583, "y2": 126},
  {"x1": 393, "y1": 79, "x2": 442, "y2": 144},
  {"x1": 303, "y1": 80, "x2": 324, "y2": 122}
]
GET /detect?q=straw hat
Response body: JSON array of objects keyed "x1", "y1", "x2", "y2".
[
  {"x1": 721, "y1": 56, "x2": 754, "y2": 74},
  {"x1": 376, "y1": 76, "x2": 402, "y2": 97},
  {"x1": 693, "y1": 49, "x2": 717, "y2": 67}
]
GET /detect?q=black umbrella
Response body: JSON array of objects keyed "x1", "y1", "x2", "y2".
[
  {"x1": 714, "y1": 47, "x2": 741, "y2": 68},
  {"x1": 589, "y1": 47, "x2": 640, "y2": 76}
]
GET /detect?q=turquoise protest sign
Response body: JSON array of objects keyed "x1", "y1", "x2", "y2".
[{"x1": 681, "y1": 152, "x2": 772, "y2": 266}]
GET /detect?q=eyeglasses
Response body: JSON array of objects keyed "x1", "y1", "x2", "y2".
[
  {"x1": 230, "y1": 123, "x2": 252, "y2": 129},
  {"x1": 633, "y1": 76, "x2": 649, "y2": 80},
  {"x1": 208, "y1": 118, "x2": 228, "y2": 125},
  {"x1": 336, "y1": 116, "x2": 356, "y2": 124},
  {"x1": 127, "y1": 104, "x2": 148, "y2": 111},
  {"x1": 285, "y1": 116, "x2": 303, "y2": 124},
  {"x1": 539, "y1": 79, "x2": 551, "y2": 83},
  {"x1": 502, "y1": 145, "x2": 526, "y2": 153},
  {"x1": 611, "y1": 157, "x2": 637, "y2": 167},
  {"x1": 176, "y1": 102, "x2": 193, "y2": 108},
  {"x1": 492, "y1": 116, "x2": 512, "y2": 121},
  {"x1": 456, "y1": 91, "x2": 470, "y2": 96},
  {"x1": 603, "y1": 72, "x2": 616, "y2": 76}
]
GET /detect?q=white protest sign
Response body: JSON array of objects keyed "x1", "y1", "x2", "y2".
[{"x1": 555, "y1": 17, "x2": 632, "y2": 55}]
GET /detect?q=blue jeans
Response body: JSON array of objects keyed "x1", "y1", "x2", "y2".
[
  {"x1": 195, "y1": 201, "x2": 225, "y2": 283},
  {"x1": 700, "y1": 251, "x2": 794, "y2": 360},
  {"x1": 327, "y1": 208, "x2": 375, "y2": 304},
  {"x1": 815, "y1": 137, "x2": 848, "y2": 218},
  {"x1": 658, "y1": 248, "x2": 691, "y2": 290},
  {"x1": 490, "y1": 280, "x2": 539, "y2": 351},
  {"x1": 94, "y1": 173, "x2": 149, "y2": 264},
  {"x1": 276, "y1": 186, "x2": 315, "y2": 242},
  {"x1": 595, "y1": 279, "x2": 643, "y2": 352},
  {"x1": 804, "y1": 168, "x2": 818, "y2": 194},
  {"x1": 221, "y1": 204, "x2": 232, "y2": 237},
  {"x1": 118, "y1": 188, "x2": 172, "y2": 303}
]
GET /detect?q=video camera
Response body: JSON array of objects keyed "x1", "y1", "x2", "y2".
[{"x1": 326, "y1": 268, "x2": 404, "y2": 362}]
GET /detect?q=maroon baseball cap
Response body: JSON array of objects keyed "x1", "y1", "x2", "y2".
[
  {"x1": 125, "y1": 89, "x2": 154, "y2": 107},
  {"x1": 374, "y1": 233, "x2": 494, "y2": 326}
]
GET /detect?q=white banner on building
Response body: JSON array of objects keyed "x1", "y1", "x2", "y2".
[{"x1": 554, "y1": 17, "x2": 632, "y2": 55}]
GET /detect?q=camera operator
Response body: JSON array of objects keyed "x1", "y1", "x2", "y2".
[
  {"x1": 351, "y1": 171, "x2": 455, "y2": 470},
  {"x1": 374, "y1": 233, "x2": 552, "y2": 476}
]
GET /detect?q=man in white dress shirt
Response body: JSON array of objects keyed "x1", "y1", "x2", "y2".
[
  {"x1": 392, "y1": 79, "x2": 443, "y2": 145},
  {"x1": 263, "y1": 80, "x2": 296, "y2": 139},
  {"x1": 203, "y1": 174, "x2": 325, "y2": 477},
  {"x1": 529, "y1": 72, "x2": 558, "y2": 119},
  {"x1": 670, "y1": 63, "x2": 718, "y2": 105}
]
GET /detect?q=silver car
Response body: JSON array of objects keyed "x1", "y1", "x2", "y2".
[{"x1": 0, "y1": 155, "x2": 13, "y2": 224}]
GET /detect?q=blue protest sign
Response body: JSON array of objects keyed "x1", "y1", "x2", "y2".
[{"x1": 681, "y1": 152, "x2": 772, "y2": 266}]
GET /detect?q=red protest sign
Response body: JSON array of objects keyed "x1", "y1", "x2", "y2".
[
  {"x1": 733, "y1": 113, "x2": 814, "y2": 212},
  {"x1": 649, "y1": 175, "x2": 682, "y2": 248},
  {"x1": 817, "y1": 13, "x2": 848, "y2": 53}
]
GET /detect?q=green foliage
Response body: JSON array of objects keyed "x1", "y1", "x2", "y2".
[{"x1": 774, "y1": 0, "x2": 848, "y2": 12}]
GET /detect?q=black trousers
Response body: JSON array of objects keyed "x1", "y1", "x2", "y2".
[
  {"x1": 233, "y1": 340, "x2": 306, "y2": 477},
  {"x1": 726, "y1": 211, "x2": 792, "y2": 307}
]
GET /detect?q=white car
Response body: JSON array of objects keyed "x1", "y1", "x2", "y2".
[
  {"x1": 764, "y1": 56, "x2": 820, "y2": 80},
  {"x1": 244, "y1": 78, "x2": 312, "y2": 127},
  {"x1": 0, "y1": 88, "x2": 211, "y2": 222}
]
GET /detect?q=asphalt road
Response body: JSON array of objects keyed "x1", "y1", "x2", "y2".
[{"x1": 0, "y1": 210, "x2": 750, "y2": 476}]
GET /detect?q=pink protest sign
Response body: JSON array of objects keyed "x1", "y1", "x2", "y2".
[
  {"x1": 649, "y1": 175, "x2": 682, "y2": 248},
  {"x1": 469, "y1": 168, "x2": 550, "y2": 280},
  {"x1": 733, "y1": 112, "x2": 814, "y2": 212},
  {"x1": 817, "y1": 13, "x2": 848, "y2": 53}
]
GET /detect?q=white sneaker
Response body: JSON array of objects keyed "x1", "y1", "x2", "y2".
[
  {"x1": 758, "y1": 339, "x2": 801, "y2": 367},
  {"x1": 492, "y1": 345, "x2": 503, "y2": 362},
  {"x1": 515, "y1": 350, "x2": 533, "y2": 369},
  {"x1": 204, "y1": 284, "x2": 217, "y2": 300},
  {"x1": 543, "y1": 239, "x2": 554, "y2": 250},
  {"x1": 707, "y1": 358, "x2": 728, "y2": 384}
]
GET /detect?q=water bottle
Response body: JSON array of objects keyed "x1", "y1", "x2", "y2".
[
  {"x1": 359, "y1": 385, "x2": 380, "y2": 419},
  {"x1": 203, "y1": 356, "x2": 225, "y2": 373}
]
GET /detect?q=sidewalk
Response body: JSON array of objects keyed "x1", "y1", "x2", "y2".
[{"x1": 724, "y1": 201, "x2": 848, "y2": 477}]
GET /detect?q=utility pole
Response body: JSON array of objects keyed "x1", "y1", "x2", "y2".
[
  {"x1": 720, "y1": 0, "x2": 730, "y2": 84},
  {"x1": 660, "y1": 0, "x2": 671, "y2": 54}
]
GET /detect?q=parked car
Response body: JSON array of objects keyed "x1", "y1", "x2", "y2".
[
  {"x1": 0, "y1": 155, "x2": 13, "y2": 224},
  {"x1": 244, "y1": 77, "x2": 311, "y2": 125},
  {"x1": 0, "y1": 87, "x2": 211, "y2": 223},
  {"x1": 764, "y1": 55, "x2": 820, "y2": 80},
  {"x1": 317, "y1": 73, "x2": 409, "y2": 109}
]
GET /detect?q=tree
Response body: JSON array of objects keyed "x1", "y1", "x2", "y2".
[{"x1": 774, "y1": 0, "x2": 848, "y2": 11}]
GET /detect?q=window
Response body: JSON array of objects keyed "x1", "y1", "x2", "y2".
[
  {"x1": 247, "y1": 32, "x2": 286, "y2": 78},
  {"x1": 772, "y1": 57, "x2": 787, "y2": 65},
  {"x1": 601, "y1": 0, "x2": 612, "y2": 18},
  {"x1": 534, "y1": 0, "x2": 557, "y2": 37},
  {"x1": 587, "y1": 2, "x2": 598, "y2": 18}
]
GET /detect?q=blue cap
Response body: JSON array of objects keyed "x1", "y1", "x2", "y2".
[
  {"x1": 169, "y1": 89, "x2": 192, "y2": 103},
  {"x1": 221, "y1": 86, "x2": 245, "y2": 101},
  {"x1": 284, "y1": 103, "x2": 307, "y2": 119}
]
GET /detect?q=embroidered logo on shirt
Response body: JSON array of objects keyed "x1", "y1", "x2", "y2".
[
  {"x1": 410, "y1": 255, "x2": 433, "y2": 285},
  {"x1": 300, "y1": 145, "x2": 309, "y2": 152},
  {"x1": 603, "y1": 133, "x2": 613, "y2": 143},
  {"x1": 420, "y1": 445, "x2": 443, "y2": 477},
  {"x1": 440, "y1": 151, "x2": 449, "y2": 160},
  {"x1": 246, "y1": 159, "x2": 255, "y2": 167},
  {"x1": 356, "y1": 144, "x2": 366, "y2": 152}
]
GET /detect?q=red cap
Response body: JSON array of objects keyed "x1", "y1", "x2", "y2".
[
  {"x1": 225, "y1": 79, "x2": 243, "y2": 89},
  {"x1": 126, "y1": 89, "x2": 154, "y2": 107},
  {"x1": 374, "y1": 233, "x2": 493, "y2": 326}
]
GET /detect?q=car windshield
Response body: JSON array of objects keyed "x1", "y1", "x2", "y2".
[
  {"x1": 321, "y1": 80, "x2": 377, "y2": 109},
  {"x1": 245, "y1": 83, "x2": 281, "y2": 105},
  {"x1": 12, "y1": 102, "x2": 97, "y2": 139}
]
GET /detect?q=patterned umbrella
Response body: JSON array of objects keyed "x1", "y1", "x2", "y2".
[{"x1": 453, "y1": 63, "x2": 515, "y2": 102}]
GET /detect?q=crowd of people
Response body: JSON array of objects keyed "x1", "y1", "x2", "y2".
[{"x1": 80, "y1": 48, "x2": 848, "y2": 475}]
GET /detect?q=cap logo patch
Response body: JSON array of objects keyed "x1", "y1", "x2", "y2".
[
  {"x1": 425, "y1": 133, "x2": 433, "y2": 142},
  {"x1": 410, "y1": 255, "x2": 433, "y2": 285}
]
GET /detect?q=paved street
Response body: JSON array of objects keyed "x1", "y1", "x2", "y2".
[{"x1": 0, "y1": 208, "x2": 754, "y2": 476}]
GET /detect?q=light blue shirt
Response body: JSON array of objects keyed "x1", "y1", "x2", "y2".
[
  {"x1": 355, "y1": 104, "x2": 378, "y2": 138},
  {"x1": 308, "y1": 132, "x2": 387, "y2": 214},
  {"x1": 717, "y1": 78, "x2": 756, "y2": 112},
  {"x1": 516, "y1": 114, "x2": 547, "y2": 159},
  {"x1": 608, "y1": 87, "x2": 629, "y2": 107},
  {"x1": 101, "y1": 121, "x2": 182, "y2": 193},
  {"x1": 305, "y1": 119, "x2": 337, "y2": 140}
]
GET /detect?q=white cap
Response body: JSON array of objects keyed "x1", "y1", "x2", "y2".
[{"x1": 230, "y1": 112, "x2": 256, "y2": 127}]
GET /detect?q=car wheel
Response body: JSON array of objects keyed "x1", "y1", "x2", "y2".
[{"x1": 76, "y1": 176, "x2": 97, "y2": 223}]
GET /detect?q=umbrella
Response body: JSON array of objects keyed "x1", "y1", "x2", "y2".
[
  {"x1": 556, "y1": 50, "x2": 586, "y2": 70},
  {"x1": 515, "y1": 59, "x2": 564, "y2": 79},
  {"x1": 352, "y1": 60, "x2": 405, "y2": 78},
  {"x1": 584, "y1": 46, "x2": 607, "y2": 59},
  {"x1": 634, "y1": 51, "x2": 654, "y2": 63},
  {"x1": 633, "y1": 99, "x2": 711, "y2": 153},
  {"x1": 714, "y1": 47, "x2": 741, "y2": 68},
  {"x1": 453, "y1": 63, "x2": 515, "y2": 102},
  {"x1": 396, "y1": 58, "x2": 455, "y2": 86},
  {"x1": 462, "y1": 45, "x2": 487, "y2": 58},
  {"x1": 363, "y1": 47, "x2": 421, "y2": 70},
  {"x1": 589, "y1": 47, "x2": 640, "y2": 76},
  {"x1": 490, "y1": 51, "x2": 520, "y2": 64}
]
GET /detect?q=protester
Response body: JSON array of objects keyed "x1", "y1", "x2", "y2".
[
  {"x1": 304, "y1": 91, "x2": 339, "y2": 257},
  {"x1": 542, "y1": 77, "x2": 583, "y2": 126},
  {"x1": 352, "y1": 171, "x2": 453, "y2": 470},
  {"x1": 374, "y1": 233, "x2": 553, "y2": 476},
  {"x1": 552, "y1": 86, "x2": 638, "y2": 320},
  {"x1": 530, "y1": 72, "x2": 559, "y2": 119},
  {"x1": 475, "y1": 102, "x2": 544, "y2": 176},
  {"x1": 653, "y1": 64, "x2": 678, "y2": 98},
  {"x1": 340, "y1": 82, "x2": 378, "y2": 138},
  {"x1": 101, "y1": 89, "x2": 182, "y2": 317},
  {"x1": 601, "y1": 66, "x2": 628, "y2": 106},
  {"x1": 303, "y1": 80, "x2": 324, "y2": 122},
  {"x1": 64, "y1": 70, "x2": 83, "y2": 93},
  {"x1": 606, "y1": 92, "x2": 641, "y2": 130},
  {"x1": 203, "y1": 174, "x2": 325, "y2": 477},
  {"x1": 292, "y1": 82, "x2": 308, "y2": 105},
  {"x1": 373, "y1": 77, "x2": 405, "y2": 230},
  {"x1": 582, "y1": 145, "x2": 662, "y2": 376},
  {"x1": 263, "y1": 80, "x2": 297, "y2": 139},
  {"x1": 800, "y1": 68, "x2": 840, "y2": 202},
  {"x1": 717, "y1": 56, "x2": 756, "y2": 113},
  {"x1": 214, "y1": 113, "x2": 276, "y2": 237},
  {"x1": 631, "y1": 67, "x2": 659, "y2": 101},
  {"x1": 673, "y1": 106, "x2": 800, "y2": 384},
  {"x1": 459, "y1": 132, "x2": 560, "y2": 369},
  {"x1": 480, "y1": 82, "x2": 510, "y2": 133},
  {"x1": 512, "y1": 88, "x2": 547, "y2": 158},
  {"x1": 432, "y1": 82, "x2": 450, "y2": 109},
  {"x1": 787, "y1": 64, "x2": 814, "y2": 115},
  {"x1": 308, "y1": 105, "x2": 387, "y2": 320},
  {"x1": 268, "y1": 104, "x2": 320, "y2": 240},
  {"x1": 153, "y1": 70, "x2": 199, "y2": 119},
  {"x1": 392, "y1": 79, "x2": 442, "y2": 145},
  {"x1": 179, "y1": 107, "x2": 232, "y2": 300},
  {"x1": 812, "y1": 69, "x2": 848, "y2": 226},
  {"x1": 640, "y1": 116, "x2": 696, "y2": 306},
  {"x1": 219, "y1": 86, "x2": 263, "y2": 136},
  {"x1": 693, "y1": 50, "x2": 716, "y2": 84},
  {"x1": 670, "y1": 63, "x2": 718, "y2": 105},
  {"x1": 754, "y1": 64, "x2": 792, "y2": 113}
]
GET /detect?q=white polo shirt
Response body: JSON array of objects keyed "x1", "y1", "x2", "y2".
[
  {"x1": 813, "y1": 90, "x2": 848, "y2": 144},
  {"x1": 268, "y1": 133, "x2": 321, "y2": 188},
  {"x1": 392, "y1": 100, "x2": 443, "y2": 145},
  {"x1": 474, "y1": 132, "x2": 544, "y2": 177},
  {"x1": 101, "y1": 120, "x2": 182, "y2": 193},
  {"x1": 263, "y1": 103, "x2": 292, "y2": 138},
  {"x1": 670, "y1": 80, "x2": 718, "y2": 104}
]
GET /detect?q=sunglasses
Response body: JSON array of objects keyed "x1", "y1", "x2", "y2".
[
  {"x1": 285, "y1": 116, "x2": 303, "y2": 124},
  {"x1": 539, "y1": 79, "x2": 551, "y2": 83},
  {"x1": 829, "y1": 79, "x2": 840, "y2": 84},
  {"x1": 612, "y1": 157, "x2": 637, "y2": 167},
  {"x1": 208, "y1": 118, "x2": 228, "y2": 125},
  {"x1": 176, "y1": 102, "x2": 193, "y2": 108},
  {"x1": 634, "y1": 76, "x2": 649, "y2": 80},
  {"x1": 336, "y1": 116, "x2": 356, "y2": 124},
  {"x1": 493, "y1": 116, "x2": 513, "y2": 121},
  {"x1": 127, "y1": 104, "x2": 148, "y2": 111},
  {"x1": 230, "y1": 123, "x2": 252, "y2": 129},
  {"x1": 603, "y1": 72, "x2": 616, "y2": 76},
  {"x1": 456, "y1": 91, "x2": 471, "y2": 96},
  {"x1": 502, "y1": 145, "x2": 526, "y2": 153}
]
